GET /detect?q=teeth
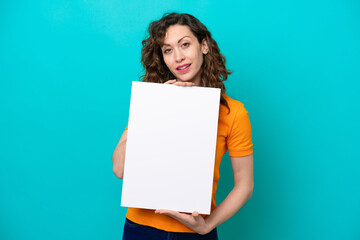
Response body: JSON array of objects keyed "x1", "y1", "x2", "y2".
[{"x1": 178, "y1": 65, "x2": 189, "y2": 70}]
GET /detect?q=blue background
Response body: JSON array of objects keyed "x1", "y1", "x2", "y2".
[{"x1": 1, "y1": 0, "x2": 359, "y2": 239}]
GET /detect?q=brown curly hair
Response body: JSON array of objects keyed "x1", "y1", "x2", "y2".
[{"x1": 140, "y1": 13, "x2": 231, "y2": 112}]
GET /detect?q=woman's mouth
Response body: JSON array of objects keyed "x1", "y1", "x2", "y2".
[{"x1": 176, "y1": 64, "x2": 191, "y2": 73}]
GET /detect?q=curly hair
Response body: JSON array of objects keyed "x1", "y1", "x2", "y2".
[{"x1": 140, "y1": 13, "x2": 231, "y2": 112}]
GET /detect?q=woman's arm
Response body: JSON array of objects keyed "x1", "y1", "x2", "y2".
[
  {"x1": 112, "y1": 129, "x2": 128, "y2": 179},
  {"x1": 155, "y1": 153, "x2": 254, "y2": 234},
  {"x1": 205, "y1": 154, "x2": 254, "y2": 231}
]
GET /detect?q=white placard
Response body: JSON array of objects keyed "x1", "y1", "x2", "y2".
[{"x1": 121, "y1": 81, "x2": 220, "y2": 214}]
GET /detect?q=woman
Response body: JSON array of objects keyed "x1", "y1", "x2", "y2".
[{"x1": 113, "y1": 13, "x2": 254, "y2": 240}]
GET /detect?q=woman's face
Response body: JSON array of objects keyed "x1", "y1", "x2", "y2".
[{"x1": 161, "y1": 25, "x2": 208, "y2": 85}]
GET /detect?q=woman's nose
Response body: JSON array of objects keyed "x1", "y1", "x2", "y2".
[{"x1": 174, "y1": 49, "x2": 185, "y2": 62}]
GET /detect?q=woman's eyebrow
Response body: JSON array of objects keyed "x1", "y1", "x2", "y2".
[
  {"x1": 177, "y1": 36, "x2": 191, "y2": 43},
  {"x1": 163, "y1": 36, "x2": 191, "y2": 47}
]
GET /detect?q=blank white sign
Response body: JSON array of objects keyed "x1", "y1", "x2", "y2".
[{"x1": 121, "y1": 81, "x2": 220, "y2": 214}]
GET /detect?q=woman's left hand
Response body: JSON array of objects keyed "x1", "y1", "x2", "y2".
[{"x1": 155, "y1": 209, "x2": 212, "y2": 235}]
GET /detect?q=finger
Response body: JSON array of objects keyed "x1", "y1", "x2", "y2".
[
  {"x1": 164, "y1": 79, "x2": 177, "y2": 84},
  {"x1": 155, "y1": 209, "x2": 175, "y2": 215},
  {"x1": 176, "y1": 82, "x2": 195, "y2": 86},
  {"x1": 164, "y1": 210, "x2": 180, "y2": 217},
  {"x1": 157, "y1": 209, "x2": 189, "y2": 222},
  {"x1": 174, "y1": 82, "x2": 195, "y2": 86}
]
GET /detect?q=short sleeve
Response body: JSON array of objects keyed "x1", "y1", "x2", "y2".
[{"x1": 227, "y1": 105, "x2": 253, "y2": 157}]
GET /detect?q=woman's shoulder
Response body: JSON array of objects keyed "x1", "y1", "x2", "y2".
[{"x1": 222, "y1": 93, "x2": 248, "y2": 116}]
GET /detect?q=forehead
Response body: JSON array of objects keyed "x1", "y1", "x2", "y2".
[{"x1": 163, "y1": 25, "x2": 196, "y2": 44}]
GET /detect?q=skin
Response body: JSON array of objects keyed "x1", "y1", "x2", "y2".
[
  {"x1": 112, "y1": 24, "x2": 254, "y2": 235},
  {"x1": 161, "y1": 24, "x2": 209, "y2": 86}
]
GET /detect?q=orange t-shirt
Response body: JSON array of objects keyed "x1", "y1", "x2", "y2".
[{"x1": 123, "y1": 93, "x2": 253, "y2": 232}]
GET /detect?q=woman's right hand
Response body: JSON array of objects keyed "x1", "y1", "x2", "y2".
[{"x1": 164, "y1": 79, "x2": 195, "y2": 86}]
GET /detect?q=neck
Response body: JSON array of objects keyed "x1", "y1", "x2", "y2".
[{"x1": 190, "y1": 71, "x2": 202, "y2": 86}]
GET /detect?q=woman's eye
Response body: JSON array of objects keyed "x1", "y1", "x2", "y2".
[
  {"x1": 164, "y1": 49, "x2": 171, "y2": 54},
  {"x1": 182, "y1": 42, "x2": 190, "y2": 47}
]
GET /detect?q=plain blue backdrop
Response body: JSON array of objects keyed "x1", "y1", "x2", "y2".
[{"x1": 1, "y1": 0, "x2": 359, "y2": 239}]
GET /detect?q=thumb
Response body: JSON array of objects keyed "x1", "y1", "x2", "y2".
[{"x1": 192, "y1": 211, "x2": 201, "y2": 220}]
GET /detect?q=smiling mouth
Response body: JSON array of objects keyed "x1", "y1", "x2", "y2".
[{"x1": 176, "y1": 64, "x2": 191, "y2": 72}]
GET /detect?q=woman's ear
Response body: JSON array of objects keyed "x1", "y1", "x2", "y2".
[{"x1": 201, "y1": 39, "x2": 209, "y2": 54}]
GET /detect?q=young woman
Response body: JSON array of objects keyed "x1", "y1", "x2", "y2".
[{"x1": 113, "y1": 13, "x2": 254, "y2": 240}]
